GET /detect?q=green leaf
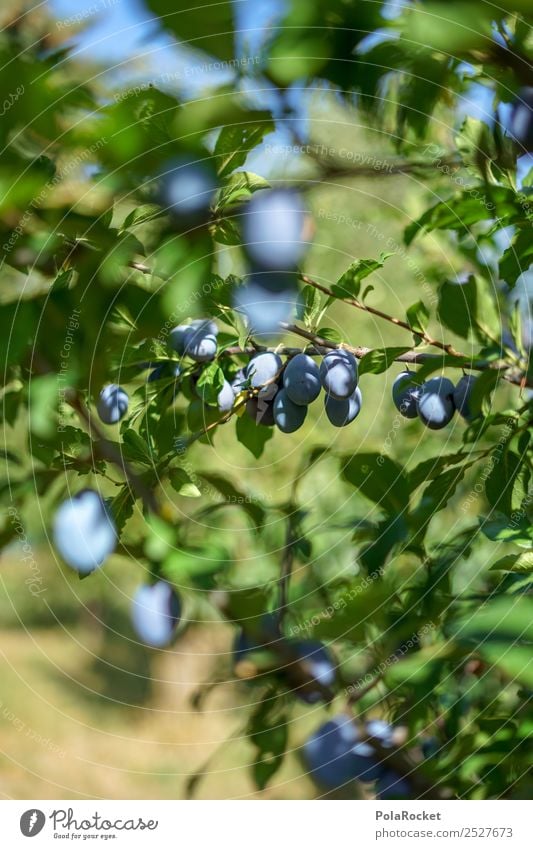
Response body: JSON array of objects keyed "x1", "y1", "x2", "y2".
[
  {"x1": 341, "y1": 453, "x2": 409, "y2": 515},
  {"x1": 408, "y1": 451, "x2": 474, "y2": 490},
  {"x1": 216, "y1": 171, "x2": 270, "y2": 210},
  {"x1": 196, "y1": 363, "x2": 225, "y2": 405},
  {"x1": 169, "y1": 467, "x2": 201, "y2": 498},
  {"x1": 198, "y1": 472, "x2": 266, "y2": 526},
  {"x1": 120, "y1": 429, "x2": 154, "y2": 466},
  {"x1": 437, "y1": 275, "x2": 500, "y2": 342},
  {"x1": 358, "y1": 347, "x2": 411, "y2": 376},
  {"x1": 406, "y1": 300, "x2": 429, "y2": 336},
  {"x1": 235, "y1": 414, "x2": 273, "y2": 459},
  {"x1": 499, "y1": 228, "x2": 533, "y2": 289},
  {"x1": 122, "y1": 204, "x2": 162, "y2": 229},
  {"x1": 330, "y1": 254, "x2": 392, "y2": 299},
  {"x1": 249, "y1": 692, "x2": 288, "y2": 791},
  {"x1": 490, "y1": 552, "x2": 533, "y2": 574},
  {"x1": 480, "y1": 515, "x2": 532, "y2": 547},
  {"x1": 144, "y1": 0, "x2": 235, "y2": 61},
  {"x1": 215, "y1": 121, "x2": 274, "y2": 178}
]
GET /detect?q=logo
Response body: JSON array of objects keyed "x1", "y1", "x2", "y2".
[{"x1": 20, "y1": 810, "x2": 46, "y2": 837}]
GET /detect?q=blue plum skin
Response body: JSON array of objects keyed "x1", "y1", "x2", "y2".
[
  {"x1": 231, "y1": 368, "x2": 246, "y2": 396},
  {"x1": 242, "y1": 189, "x2": 306, "y2": 270},
  {"x1": 53, "y1": 489, "x2": 116, "y2": 574},
  {"x1": 320, "y1": 350, "x2": 358, "y2": 399},
  {"x1": 304, "y1": 716, "x2": 398, "y2": 789},
  {"x1": 160, "y1": 158, "x2": 217, "y2": 222},
  {"x1": 417, "y1": 377, "x2": 456, "y2": 429},
  {"x1": 284, "y1": 353, "x2": 321, "y2": 406},
  {"x1": 453, "y1": 374, "x2": 477, "y2": 420},
  {"x1": 392, "y1": 371, "x2": 421, "y2": 419},
  {"x1": 245, "y1": 352, "x2": 283, "y2": 389},
  {"x1": 509, "y1": 87, "x2": 533, "y2": 151},
  {"x1": 324, "y1": 386, "x2": 362, "y2": 427},
  {"x1": 131, "y1": 581, "x2": 181, "y2": 648},
  {"x1": 246, "y1": 395, "x2": 276, "y2": 426},
  {"x1": 375, "y1": 770, "x2": 412, "y2": 799},
  {"x1": 217, "y1": 379, "x2": 235, "y2": 413},
  {"x1": 287, "y1": 639, "x2": 335, "y2": 703},
  {"x1": 147, "y1": 361, "x2": 181, "y2": 382},
  {"x1": 97, "y1": 384, "x2": 128, "y2": 424},
  {"x1": 273, "y1": 388, "x2": 308, "y2": 432},
  {"x1": 169, "y1": 320, "x2": 218, "y2": 361},
  {"x1": 233, "y1": 275, "x2": 298, "y2": 337},
  {"x1": 303, "y1": 715, "x2": 363, "y2": 789}
]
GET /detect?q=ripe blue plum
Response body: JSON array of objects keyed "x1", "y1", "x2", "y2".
[
  {"x1": 53, "y1": 489, "x2": 116, "y2": 574},
  {"x1": 284, "y1": 353, "x2": 321, "y2": 405},
  {"x1": 303, "y1": 715, "x2": 362, "y2": 789},
  {"x1": 375, "y1": 770, "x2": 412, "y2": 799},
  {"x1": 242, "y1": 189, "x2": 307, "y2": 270},
  {"x1": 286, "y1": 639, "x2": 335, "y2": 703},
  {"x1": 97, "y1": 384, "x2": 128, "y2": 424},
  {"x1": 233, "y1": 274, "x2": 298, "y2": 337},
  {"x1": 324, "y1": 386, "x2": 362, "y2": 427},
  {"x1": 231, "y1": 368, "x2": 246, "y2": 396},
  {"x1": 392, "y1": 371, "x2": 421, "y2": 419},
  {"x1": 349, "y1": 719, "x2": 394, "y2": 781},
  {"x1": 245, "y1": 352, "x2": 282, "y2": 388},
  {"x1": 453, "y1": 374, "x2": 477, "y2": 420},
  {"x1": 160, "y1": 157, "x2": 217, "y2": 222},
  {"x1": 417, "y1": 377, "x2": 456, "y2": 429},
  {"x1": 320, "y1": 350, "x2": 358, "y2": 399},
  {"x1": 273, "y1": 388, "x2": 307, "y2": 432},
  {"x1": 246, "y1": 395, "x2": 276, "y2": 426},
  {"x1": 169, "y1": 320, "x2": 218, "y2": 361},
  {"x1": 147, "y1": 361, "x2": 181, "y2": 382},
  {"x1": 131, "y1": 581, "x2": 181, "y2": 648},
  {"x1": 509, "y1": 87, "x2": 533, "y2": 151},
  {"x1": 217, "y1": 379, "x2": 235, "y2": 413}
]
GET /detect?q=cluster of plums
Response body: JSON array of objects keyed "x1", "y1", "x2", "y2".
[
  {"x1": 236, "y1": 349, "x2": 362, "y2": 432},
  {"x1": 303, "y1": 714, "x2": 410, "y2": 798},
  {"x1": 392, "y1": 371, "x2": 477, "y2": 428}
]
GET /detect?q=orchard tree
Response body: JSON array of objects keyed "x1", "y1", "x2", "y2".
[{"x1": 0, "y1": 0, "x2": 532, "y2": 799}]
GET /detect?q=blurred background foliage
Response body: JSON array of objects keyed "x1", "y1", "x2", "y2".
[{"x1": 0, "y1": 0, "x2": 531, "y2": 799}]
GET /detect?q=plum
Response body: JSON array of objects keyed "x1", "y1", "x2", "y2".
[
  {"x1": 453, "y1": 374, "x2": 477, "y2": 420},
  {"x1": 97, "y1": 384, "x2": 128, "y2": 424},
  {"x1": 417, "y1": 377, "x2": 456, "y2": 429},
  {"x1": 53, "y1": 489, "x2": 116, "y2": 574},
  {"x1": 286, "y1": 639, "x2": 335, "y2": 703},
  {"x1": 324, "y1": 386, "x2": 362, "y2": 427},
  {"x1": 242, "y1": 189, "x2": 307, "y2": 270},
  {"x1": 509, "y1": 87, "x2": 533, "y2": 151},
  {"x1": 147, "y1": 361, "x2": 181, "y2": 382},
  {"x1": 245, "y1": 352, "x2": 283, "y2": 389},
  {"x1": 320, "y1": 350, "x2": 358, "y2": 399},
  {"x1": 273, "y1": 388, "x2": 307, "y2": 432},
  {"x1": 233, "y1": 274, "x2": 298, "y2": 336},
  {"x1": 375, "y1": 770, "x2": 412, "y2": 799},
  {"x1": 246, "y1": 395, "x2": 276, "y2": 426},
  {"x1": 217, "y1": 379, "x2": 235, "y2": 413},
  {"x1": 349, "y1": 719, "x2": 394, "y2": 781},
  {"x1": 231, "y1": 368, "x2": 247, "y2": 396},
  {"x1": 131, "y1": 581, "x2": 181, "y2": 648},
  {"x1": 160, "y1": 157, "x2": 217, "y2": 222},
  {"x1": 169, "y1": 320, "x2": 218, "y2": 361},
  {"x1": 284, "y1": 353, "x2": 321, "y2": 405},
  {"x1": 303, "y1": 715, "x2": 362, "y2": 789},
  {"x1": 392, "y1": 370, "x2": 421, "y2": 419}
]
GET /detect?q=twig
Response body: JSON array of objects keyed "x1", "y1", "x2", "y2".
[{"x1": 299, "y1": 273, "x2": 463, "y2": 356}]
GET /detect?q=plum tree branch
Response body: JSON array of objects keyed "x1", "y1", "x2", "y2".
[{"x1": 299, "y1": 273, "x2": 463, "y2": 356}]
